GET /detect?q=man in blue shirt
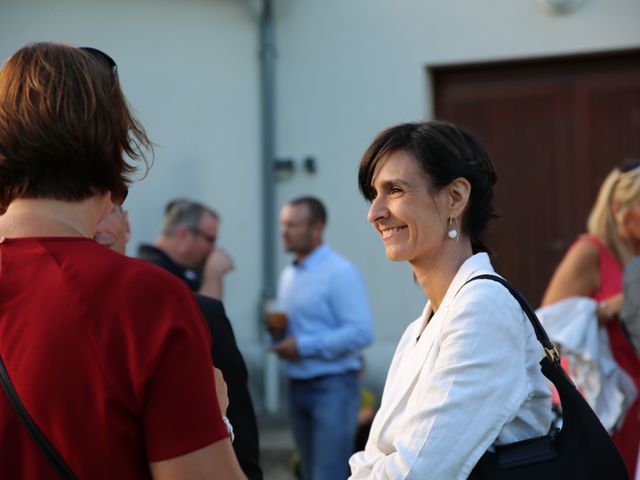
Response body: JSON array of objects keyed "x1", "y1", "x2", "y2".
[{"x1": 268, "y1": 196, "x2": 374, "y2": 480}]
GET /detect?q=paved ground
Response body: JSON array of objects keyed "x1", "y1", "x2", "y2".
[{"x1": 259, "y1": 420, "x2": 297, "y2": 480}]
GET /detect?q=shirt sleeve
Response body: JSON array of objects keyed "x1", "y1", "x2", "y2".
[
  {"x1": 297, "y1": 264, "x2": 374, "y2": 359},
  {"x1": 139, "y1": 279, "x2": 229, "y2": 461},
  {"x1": 350, "y1": 283, "x2": 531, "y2": 480}
]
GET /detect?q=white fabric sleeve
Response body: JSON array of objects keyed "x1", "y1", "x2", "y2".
[{"x1": 350, "y1": 283, "x2": 530, "y2": 480}]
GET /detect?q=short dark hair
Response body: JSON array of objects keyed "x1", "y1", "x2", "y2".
[
  {"x1": 358, "y1": 120, "x2": 497, "y2": 254},
  {"x1": 289, "y1": 196, "x2": 327, "y2": 226},
  {"x1": 0, "y1": 42, "x2": 151, "y2": 211},
  {"x1": 162, "y1": 199, "x2": 219, "y2": 235}
]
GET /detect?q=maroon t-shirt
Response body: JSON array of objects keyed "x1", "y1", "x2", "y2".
[{"x1": 0, "y1": 237, "x2": 228, "y2": 479}]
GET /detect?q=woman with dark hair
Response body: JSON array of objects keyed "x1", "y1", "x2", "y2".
[
  {"x1": 349, "y1": 121, "x2": 552, "y2": 479},
  {"x1": 0, "y1": 43, "x2": 245, "y2": 479}
]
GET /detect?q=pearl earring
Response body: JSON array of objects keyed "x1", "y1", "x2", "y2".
[{"x1": 447, "y1": 217, "x2": 458, "y2": 240}]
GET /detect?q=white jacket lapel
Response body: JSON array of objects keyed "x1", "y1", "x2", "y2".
[
  {"x1": 374, "y1": 301, "x2": 449, "y2": 431},
  {"x1": 373, "y1": 253, "x2": 496, "y2": 435}
]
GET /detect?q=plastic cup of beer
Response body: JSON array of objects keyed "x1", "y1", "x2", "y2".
[{"x1": 264, "y1": 299, "x2": 287, "y2": 337}]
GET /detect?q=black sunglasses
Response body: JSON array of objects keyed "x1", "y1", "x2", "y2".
[
  {"x1": 79, "y1": 47, "x2": 117, "y2": 74},
  {"x1": 620, "y1": 159, "x2": 640, "y2": 174}
]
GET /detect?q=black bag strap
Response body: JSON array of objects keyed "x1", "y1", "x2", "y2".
[
  {"x1": 0, "y1": 355, "x2": 79, "y2": 480},
  {"x1": 463, "y1": 274, "x2": 561, "y2": 364}
]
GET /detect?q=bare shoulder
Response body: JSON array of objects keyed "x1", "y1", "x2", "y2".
[
  {"x1": 541, "y1": 237, "x2": 600, "y2": 306},
  {"x1": 567, "y1": 236, "x2": 600, "y2": 263}
]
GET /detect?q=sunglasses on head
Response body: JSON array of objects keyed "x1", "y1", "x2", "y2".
[
  {"x1": 79, "y1": 46, "x2": 117, "y2": 74},
  {"x1": 620, "y1": 159, "x2": 640, "y2": 174}
]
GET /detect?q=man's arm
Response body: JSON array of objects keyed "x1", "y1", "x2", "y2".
[
  {"x1": 195, "y1": 295, "x2": 263, "y2": 480},
  {"x1": 295, "y1": 265, "x2": 374, "y2": 360}
]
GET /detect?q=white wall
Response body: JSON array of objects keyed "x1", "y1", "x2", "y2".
[
  {"x1": 2, "y1": 0, "x2": 639, "y2": 400},
  {"x1": 0, "y1": 0, "x2": 263, "y2": 346}
]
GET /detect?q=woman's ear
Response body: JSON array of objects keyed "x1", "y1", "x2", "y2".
[
  {"x1": 100, "y1": 191, "x2": 113, "y2": 217},
  {"x1": 447, "y1": 177, "x2": 471, "y2": 217}
]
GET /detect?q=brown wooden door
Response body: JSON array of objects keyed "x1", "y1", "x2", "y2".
[{"x1": 433, "y1": 50, "x2": 640, "y2": 306}]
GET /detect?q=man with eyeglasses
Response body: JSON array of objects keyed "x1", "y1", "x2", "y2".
[
  {"x1": 130, "y1": 199, "x2": 263, "y2": 479},
  {"x1": 138, "y1": 199, "x2": 235, "y2": 300}
]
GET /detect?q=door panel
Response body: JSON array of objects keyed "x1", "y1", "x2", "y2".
[{"x1": 433, "y1": 50, "x2": 640, "y2": 305}]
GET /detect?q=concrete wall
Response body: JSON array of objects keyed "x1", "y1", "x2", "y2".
[
  {"x1": 0, "y1": 0, "x2": 263, "y2": 341},
  {"x1": 2, "y1": 0, "x2": 639, "y2": 405}
]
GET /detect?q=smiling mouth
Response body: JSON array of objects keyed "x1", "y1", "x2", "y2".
[{"x1": 381, "y1": 226, "x2": 407, "y2": 240}]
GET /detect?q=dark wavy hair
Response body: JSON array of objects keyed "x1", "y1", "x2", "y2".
[
  {"x1": 358, "y1": 120, "x2": 497, "y2": 254},
  {"x1": 0, "y1": 42, "x2": 152, "y2": 211}
]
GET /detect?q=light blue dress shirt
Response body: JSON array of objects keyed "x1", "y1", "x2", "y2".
[{"x1": 277, "y1": 244, "x2": 374, "y2": 380}]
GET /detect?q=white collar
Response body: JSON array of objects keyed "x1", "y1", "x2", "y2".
[{"x1": 415, "y1": 252, "x2": 495, "y2": 337}]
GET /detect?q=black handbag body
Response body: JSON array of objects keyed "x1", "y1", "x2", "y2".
[{"x1": 466, "y1": 275, "x2": 628, "y2": 480}]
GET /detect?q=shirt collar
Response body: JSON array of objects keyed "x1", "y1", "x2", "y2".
[
  {"x1": 413, "y1": 252, "x2": 494, "y2": 344},
  {"x1": 138, "y1": 244, "x2": 201, "y2": 290},
  {"x1": 293, "y1": 243, "x2": 330, "y2": 269},
  {"x1": 436, "y1": 252, "x2": 494, "y2": 312}
]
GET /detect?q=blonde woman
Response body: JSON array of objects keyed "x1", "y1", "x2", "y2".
[{"x1": 542, "y1": 160, "x2": 640, "y2": 477}]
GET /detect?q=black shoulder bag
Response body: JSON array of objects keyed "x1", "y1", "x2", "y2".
[
  {"x1": 0, "y1": 355, "x2": 78, "y2": 479},
  {"x1": 466, "y1": 275, "x2": 628, "y2": 480}
]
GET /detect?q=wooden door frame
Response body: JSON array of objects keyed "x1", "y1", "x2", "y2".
[{"x1": 428, "y1": 48, "x2": 640, "y2": 304}]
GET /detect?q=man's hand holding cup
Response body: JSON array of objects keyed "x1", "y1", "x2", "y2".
[{"x1": 264, "y1": 300, "x2": 287, "y2": 339}]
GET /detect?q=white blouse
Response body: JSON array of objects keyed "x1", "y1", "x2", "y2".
[{"x1": 349, "y1": 253, "x2": 552, "y2": 480}]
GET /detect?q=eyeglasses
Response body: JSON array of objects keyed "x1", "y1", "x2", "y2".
[
  {"x1": 79, "y1": 46, "x2": 118, "y2": 75},
  {"x1": 189, "y1": 227, "x2": 216, "y2": 244}
]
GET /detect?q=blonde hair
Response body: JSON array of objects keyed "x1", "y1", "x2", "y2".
[{"x1": 587, "y1": 161, "x2": 640, "y2": 266}]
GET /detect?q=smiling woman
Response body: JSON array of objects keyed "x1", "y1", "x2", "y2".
[
  {"x1": 349, "y1": 121, "x2": 553, "y2": 479},
  {"x1": 367, "y1": 149, "x2": 454, "y2": 267}
]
